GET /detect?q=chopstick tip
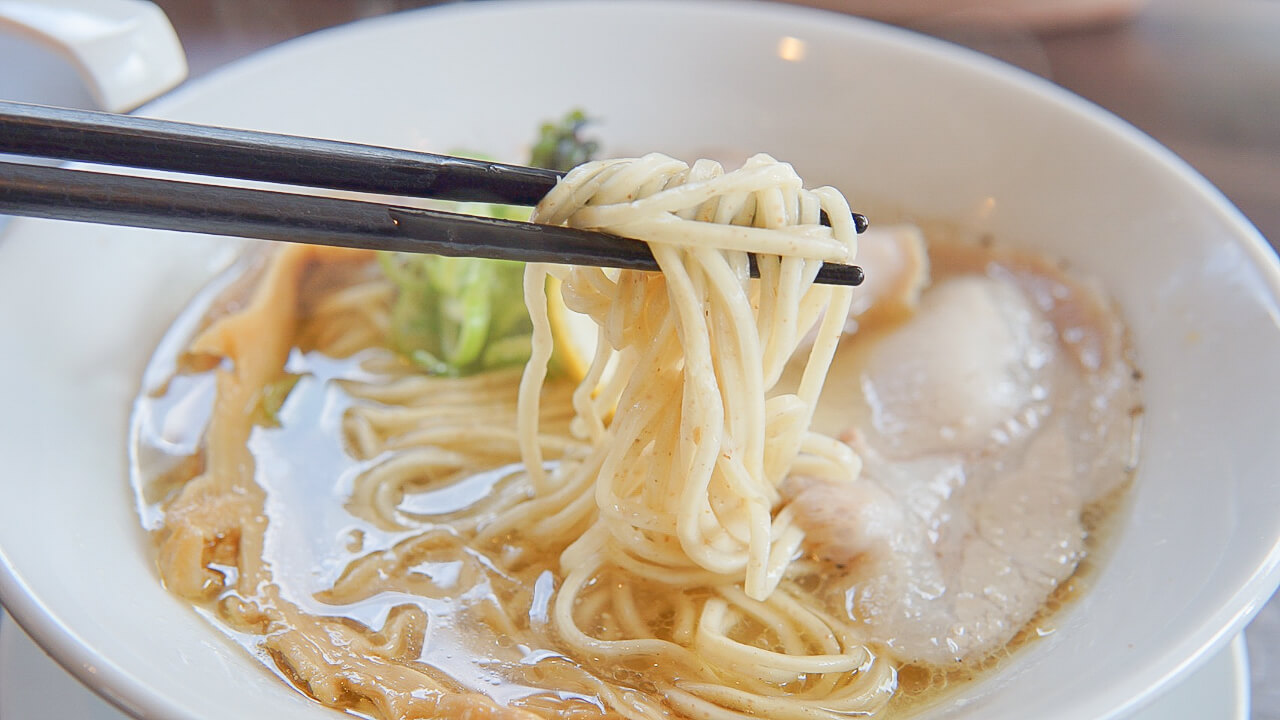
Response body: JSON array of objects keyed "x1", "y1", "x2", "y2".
[{"x1": 816, "y1": 262, "x2": 864, "y2": 287}]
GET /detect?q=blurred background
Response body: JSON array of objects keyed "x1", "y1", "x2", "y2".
[{"x1": 1, "y1": 0, "x2": 1277, "y2": 716}]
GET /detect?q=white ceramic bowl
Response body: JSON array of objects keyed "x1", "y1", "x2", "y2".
[{"x1": 1, "y1": 2, "x2": 1277, "y2": 719}]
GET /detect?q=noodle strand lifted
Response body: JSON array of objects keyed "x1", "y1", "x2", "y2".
[
  {"x1": 520, "y1": 153, "x2": 859, "y2": 600},
  {"x1": 144, "y1": 153, "x2": 895, "y2": 720},
  {"x1": 505, "y1": 153, "x2": 887, "y2": 717}
]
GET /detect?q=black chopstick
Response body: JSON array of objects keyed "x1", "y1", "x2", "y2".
[
  {"x1": 0, "y1": 100, "x2": 870, "y2": 234},
  {"x1": 0, "y1": 161, "x2": 865, "y2": 286},
  {"x1": 0, "y1": 100, "x2": 560, "y2": 206},
  {"x1": 0, "y1": 100, "x2": 866, "y2": 285}
]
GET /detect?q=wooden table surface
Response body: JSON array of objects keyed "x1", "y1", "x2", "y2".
[{"x1": 10, "y1": 0, "x2": 1280, "y2": 715}]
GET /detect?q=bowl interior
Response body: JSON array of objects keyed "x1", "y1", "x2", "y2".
[{"x1": 1, "y1": 2, "x2": 1278, "y2": 719}]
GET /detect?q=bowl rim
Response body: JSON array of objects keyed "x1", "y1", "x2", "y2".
[{"x1": 1, "y1": 1, "x2": 1277, "y2": 719}]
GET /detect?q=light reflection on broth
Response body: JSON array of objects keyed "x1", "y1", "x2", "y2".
[{"x1": 130, "y1": 216, "x2": 1140, "y2": 718}]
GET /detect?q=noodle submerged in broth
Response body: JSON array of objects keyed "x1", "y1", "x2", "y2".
[{"x1": 131, "y1": 154, "x2": 1140, "y2": 720}]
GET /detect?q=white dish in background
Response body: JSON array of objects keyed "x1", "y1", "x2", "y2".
[
  {"x1": 0, "y1": 0, "x2": 186, "y2": 235},
  {"x1": 0, "y1": 0, "x2": 186, "y2": 112},
  {"x1": 0, "y1": 613, "x2": 1251, "y2": 720},
  {"x1": 0, "y1": 2, "x2": 1277, "y2": 720}
]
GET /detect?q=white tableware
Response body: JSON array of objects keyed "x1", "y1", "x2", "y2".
[
  {"x1": 0, "y1": 611, "x2": 1252, "y2": 720},
  {"x1": 0, "y1": 2, "x2": 1277, "y2": 719},
  {"x1": 0, "y1": 0, "x2": 186, "y2": 112}
]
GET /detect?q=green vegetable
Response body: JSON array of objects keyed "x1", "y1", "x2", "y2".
[
  {"x1": 379, "y1": 225, "x2": 531, "y2": 376},
  {"x1": 529, "y1": 109, "x2": 600, "y2": 173},
  {"x1": 378, "y1": 111, "x2": 598, "y2": 376}
]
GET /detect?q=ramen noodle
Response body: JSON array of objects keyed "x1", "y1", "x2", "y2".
[{"x1": 132, "y1": 154, "x2": 1140, "y2": 719}]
